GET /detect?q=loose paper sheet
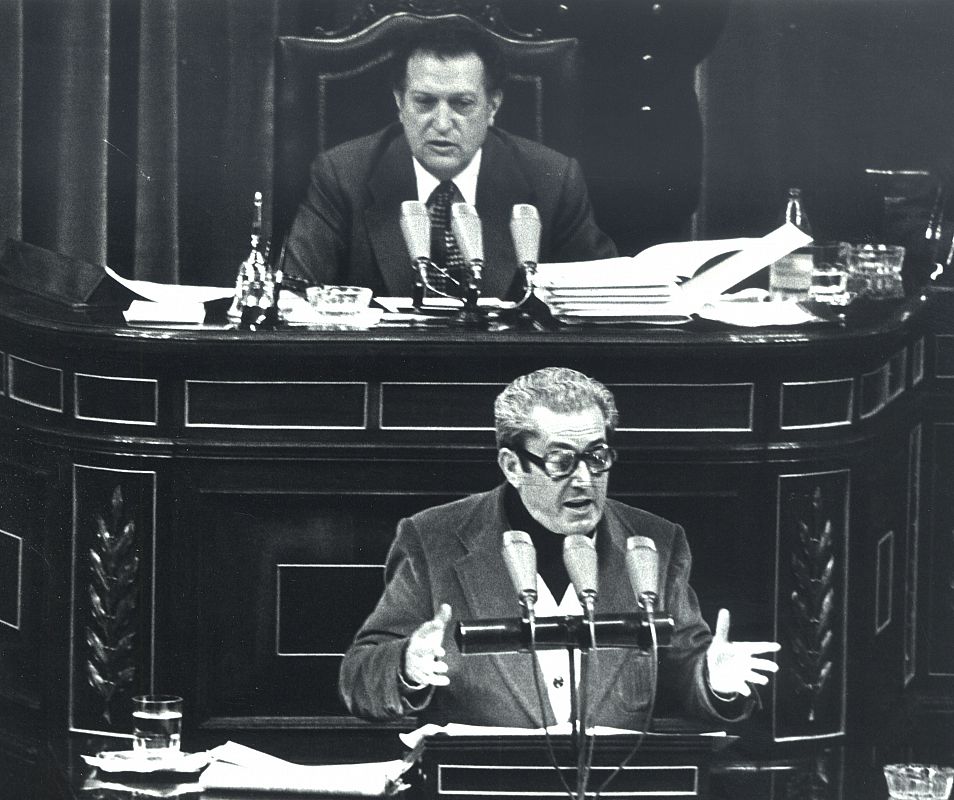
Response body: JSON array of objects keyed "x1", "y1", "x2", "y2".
[
  {"x1": 198, "y1": 741, "x2": 410, "y2": 796},
  {"x1": 105, "y1": 265, "x2": 234, "y2": 305}
]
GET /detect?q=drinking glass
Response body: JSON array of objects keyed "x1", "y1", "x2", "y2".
[
  {"x1": 132, "y1": 694, "x2": 182, "y2": 758},
  {"x1": 847, "y1": 243, "x2": 906, "y2": 299},
  {"x1": 808, "y1": 241, "x2": 850, "y2": 305}
]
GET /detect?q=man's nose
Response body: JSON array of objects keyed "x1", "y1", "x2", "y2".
[
  {"x1": 569, "y1": 458, "x2": 593, "y2": 485},
  {"x1": 431, "y1": 102, "x2": 454, "y2": 132}
]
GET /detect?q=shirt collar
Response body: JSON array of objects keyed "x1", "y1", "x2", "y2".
[{"x1": 411, "y1": 148, "x2": 482, "y2": 207}]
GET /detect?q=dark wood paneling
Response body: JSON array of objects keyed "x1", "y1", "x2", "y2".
[
  {"x1": 781, "y1": 379, "x2": 853, "y2": 430},
  {"x1": 185, "y1": 381, "x2": 368, "y2": 429},
  {"x1": 928, "y1": 423, "x2": 954, "y2": 678},
  {"x1": 8, "y1": 355, "x2": 63, "y2": 412},
  {"x1": 380, "y1": 383, "x2": 503, "y2": 430},
  {"x1": 613, "y1": 383, "x2": 753, "y2": 432},
  {"x1": 74, "y1": 374, "x2": 158, "y2": 425}
]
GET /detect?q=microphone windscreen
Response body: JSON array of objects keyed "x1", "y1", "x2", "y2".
[
  {"x1": 450, "y1": 203, "x2": 484, "y2": 263},
  {"x1": 510, "y1": 204, "x2": 541, "y2": 265},
  {"x1": 501, "y1": 530, "x2": 537, "y2": 599},
  {"x1": 625, "y1": 535, "x2": 659, "y2": 601},
  {"x1": 563, "y1": 534, "x2": 598, "y2": 600},
  {"x1": 400, "y1": 201, "x2": 431, "y2": 260}
]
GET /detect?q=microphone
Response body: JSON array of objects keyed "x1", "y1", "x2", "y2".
[
  {"x1": 502, "y1": 530, "x2": 537, "y2": 621},
  {"x1": 400, "y1": 201, "x2": 431, "y2": 307},
  {"x1": 450, "y1": 202, "x2": 484, "y2": 290},
  {"x1": 625, "y1": 536, "x2": 659, "y2": 611},
  {"x1": 400, "y1": 200, "x2": 431, "y2": 261},
  {"x1": 563, "y1": 534, "x2": 598, "y2": 620},
  {"x1": 510, "y1": 204, "x2": 541, "y2": 267}
]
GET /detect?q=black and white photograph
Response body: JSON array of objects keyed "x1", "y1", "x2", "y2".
[{"x1": 1, "y1": 1, "x2": 953, "y2": 798}]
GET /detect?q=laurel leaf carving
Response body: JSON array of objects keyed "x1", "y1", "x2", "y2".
[
  {"x1": 84, "y1": 485, "x2": 140, "y2": 726},
  {"x1": 787, "y1": 484, "x2": 840, "y2": 724}
]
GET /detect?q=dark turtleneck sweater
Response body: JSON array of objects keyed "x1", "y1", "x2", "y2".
[{"x1": 503, "y1": 484, "x2": 596, "y2": 601}]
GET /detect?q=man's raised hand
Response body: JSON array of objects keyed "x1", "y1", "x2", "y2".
[
  {"x1": 706, "y1": 608, "x2": 780, "y2": 697},
  {"x1": 403, "y1": 603, "x2": 453, "y2": 687}
]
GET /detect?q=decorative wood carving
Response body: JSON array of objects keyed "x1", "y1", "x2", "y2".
[
  {"x1": 781, "y1": 749, "x2": 838, "y2": 800},
  {"x1": 788, "y1": 486, "x2": 837, "y2": 724},
  {"x1": 315, "y1": 0, "x2": 541, "y2": 39},
  {"x1": 84, "y1": 486, "x2": 139, "y2": 725}
]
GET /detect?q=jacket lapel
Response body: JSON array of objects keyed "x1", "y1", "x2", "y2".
[
  {"x1": 587, "y1": 506, "x2": 642, "y2": 721},
  {"x1": 365, "y1": 134, "x2": 418, "y2": 296},
  {"x1": 453, "y1": 486, "x2": 555, "y2": 726}
]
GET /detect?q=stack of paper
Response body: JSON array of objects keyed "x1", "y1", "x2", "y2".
[
  {"x1": 534, "y1": 257, "x2": 689, "y2": 324},
  {"x1": 535, "y1": 224, "x2": 812, "y2": 325}
]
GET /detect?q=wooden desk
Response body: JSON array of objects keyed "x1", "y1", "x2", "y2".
[
  {"x1": 0, "y1": 287, "x2": 947, "y2": 770},
  {"x1": 27, "y1": 728, "x2": 912, "y2": 800}
]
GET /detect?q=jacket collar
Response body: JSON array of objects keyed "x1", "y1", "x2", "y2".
[{"x1": 365, "y1": 128, "x2": 532, "y2": 298}]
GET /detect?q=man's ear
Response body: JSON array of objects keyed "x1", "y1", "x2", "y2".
[
  {"x1": 393, "y1": 88, "x2": 405, "y2": 114},
  {"x1": 498, "y1": 447, "x2": 523, "y2": 488},
  {"x1": 487, "y1": 90, "x2": 503, "y2": 124}
]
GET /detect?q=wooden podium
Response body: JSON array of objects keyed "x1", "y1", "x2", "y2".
[{"x1": 410, "y1": 729, "x2": 736, "y2": 800}]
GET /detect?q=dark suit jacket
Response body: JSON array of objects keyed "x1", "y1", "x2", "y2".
[
  {"x1": 339, "y1": 485, "x2": 752, "y2": 727},
  {"x1": 284, "y1": 124, "x2": 618, "y2": 298}
]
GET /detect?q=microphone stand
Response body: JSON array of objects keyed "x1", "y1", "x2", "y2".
[
  {"x1": 567, "y1": 643, "x2": 580, "y2": 762},
  {"x1": 449, "y1": 259, "x2": 488, "y2": 330},
  {"x1": 411, "y1": 257, "x2": 431, "y2": 311},
  {"x1": 576, "y1": 596, "x2": 598, "y2": 800}
]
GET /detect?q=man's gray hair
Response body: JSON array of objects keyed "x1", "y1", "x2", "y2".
[{"x1": 494, "y1": 367, "x2": 619, "y2": 448}]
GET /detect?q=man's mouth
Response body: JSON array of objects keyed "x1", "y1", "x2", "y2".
[
  {"x1": 426, "y1": 140, "x2": 458, "y2": 152},
  {"x1": 564, "y1": 498, "x2": 593, "y2": 511}
]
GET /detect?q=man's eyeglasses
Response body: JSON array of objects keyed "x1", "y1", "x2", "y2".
[{"x1": 513, "y1": 443, "x2": 617, "y2": 480}]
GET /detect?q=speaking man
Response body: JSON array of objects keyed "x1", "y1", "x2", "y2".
[
  {"x1": 339, "y1": 367, "x2": 779, "y2": 726},
  {"x1": 283, "y1": 19, "x2": 617, "y2": 299}
]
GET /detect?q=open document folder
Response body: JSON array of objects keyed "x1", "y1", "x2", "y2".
[{"x1": 535, "y1": 223, "x2": 813, "y2": 324}]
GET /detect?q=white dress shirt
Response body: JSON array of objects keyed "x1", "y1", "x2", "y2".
[
  {"x1": 533, "y1": 577, "x2": 583, "y2": 725},
  {"x1": 411, "y1": 149, "x2": 482, "y2": 206}
]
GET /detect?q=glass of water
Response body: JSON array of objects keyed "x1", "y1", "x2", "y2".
[
  {"x1": 132, "y1": 694, "x2": 183, "y2": 759},
  {"x1": 808, "y1": 241, "x2": 851, "y2": 306}
]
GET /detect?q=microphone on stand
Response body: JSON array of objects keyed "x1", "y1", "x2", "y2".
[
  {"x1": 563, "y1": 535, "x2": 598, "y2": 624},
  {"x1": 563, "y1": 533, "x2": 599, "y2": 799},
  {"x1": 450, "y1": 202, "x2": 484, "y2": 298},
  {"x1": 510, "y1": 204, "x2": 541, "y2": 302},
  {"x1": 400, "y1": 201, "x2": 432, "y2": 309},
  {"x1": 625, "y1": 536, "x2": 660, "y2": 613},
  {"x1": 501, "y1": 530, "x2": 538, "y2": 622}
]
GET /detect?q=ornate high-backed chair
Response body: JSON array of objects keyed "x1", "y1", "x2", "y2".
[{"x1": 272, "y1": 11, "x2": 579, "y2": 247}]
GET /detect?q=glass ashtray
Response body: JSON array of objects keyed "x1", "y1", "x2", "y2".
[
  {"x1": 883, "y1": 763, "x2": 954, "y2": 800},
  {"x1": 305, "y1": 285, "x2": 373, "y2": 316}
]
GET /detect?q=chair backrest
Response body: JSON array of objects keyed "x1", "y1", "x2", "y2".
[{"x1": 273, "y1": 12, "x2": 579, "y2": 247}]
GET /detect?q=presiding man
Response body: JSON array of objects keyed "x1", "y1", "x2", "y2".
[
  {"x1": 283, "y1": 19, "x2": 617, "y2": 299},
  {"x1": 339, "y1": 367, "x2": 779, "y2": 727}
]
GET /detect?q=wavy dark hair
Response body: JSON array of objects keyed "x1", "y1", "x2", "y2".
[
  {"x1": 390, "y1": 17, "x2": 507, "y2": 97},
  {"x1": 494, "y1": 367, "x2": 619, "y2": 449}
]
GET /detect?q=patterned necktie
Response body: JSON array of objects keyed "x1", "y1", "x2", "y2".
[{"x1": 426, "y1": 180, "x2": 465, "y2": 297}]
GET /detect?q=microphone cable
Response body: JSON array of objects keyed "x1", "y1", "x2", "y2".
[
  {"x1": 526, "y1": 609, "x2": 576, "y2": 800},
  {"x1": 576, "y1": 612, "x2": 599, "y2": 800},
  {"x1": 593, "y1": 612, "x2": 658, "y2": 799}
]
